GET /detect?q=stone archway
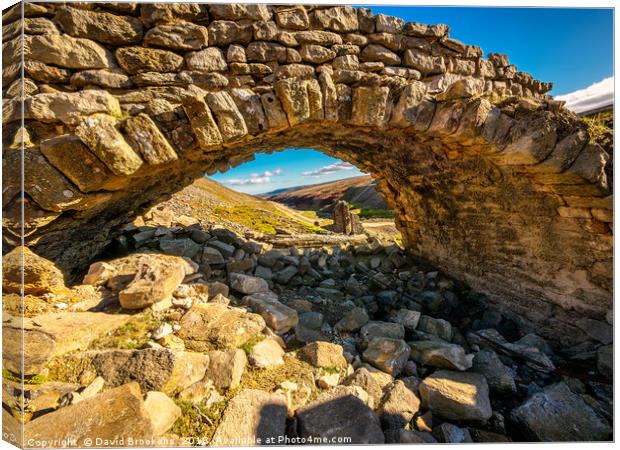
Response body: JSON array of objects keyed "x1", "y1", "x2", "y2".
[{"x1": 2, "y1": 3, "x2": 612, "y2": 343}]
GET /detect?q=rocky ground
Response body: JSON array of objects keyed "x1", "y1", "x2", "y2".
[{"x1": 2, "y1": 206, "x2": 613, "y2": 447}]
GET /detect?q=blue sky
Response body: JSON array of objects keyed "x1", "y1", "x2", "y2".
[{"x1": 210, "y1": 6, "x2": 613, "y2": 195}]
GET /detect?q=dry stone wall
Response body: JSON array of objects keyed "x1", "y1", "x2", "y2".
[{"x1": 2, "y1": 2, "x2": 612, "y2": 344}]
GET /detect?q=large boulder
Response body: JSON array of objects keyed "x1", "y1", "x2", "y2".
[
  {"x1": 211, "y1": 389, "x2": 287, "y2": 446},
  {"x1": 178, "y1": 303, "x2": 265, "y2": 351},
  {"x1": 419, "y1": 370, "x2": 492, "y2": 422},
  {"x1": 296, "y1": 386, "x2": 384, "y2": 444},
  {"x1": 409, "y1": 341, "x2": 473, "y2": 371},
  {"x1": 2, "y1": 246, "x2": 66, "y2": 295},
  {"x1": 510, "y1": 382, "x2": 611, "y2": 441}
]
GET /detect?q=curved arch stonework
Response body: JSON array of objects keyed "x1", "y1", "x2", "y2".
[{"x1": 2, "y1": 3, "x2": 612, "y2": 343}]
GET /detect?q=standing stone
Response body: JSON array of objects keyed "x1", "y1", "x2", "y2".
[
  {"x1": 331, "y1": 200, "x2": 364, "y2": 235},
  {"x1": 211, "y1": 389, "x2": 287, "y2": 446},
  {"x1": 419, "y1": 370, "x2": 492, "y2": 422},
  {"x1": 296, "y1": 386, "x2": 384, "y2": 444},
  {"x1": 510, "y1": 382, "x2": 611, "y2": 441}
]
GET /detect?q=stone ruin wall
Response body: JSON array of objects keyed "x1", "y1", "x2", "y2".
[{"x1": 1, "y1": 2, "x2": 613, "y2": 345}]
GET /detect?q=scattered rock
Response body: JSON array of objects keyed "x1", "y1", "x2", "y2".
[
  {"x1": 143, "y1": 391, "x2": 182, "y2": 436},
  {"x1": 419, "y1": 370, "x2": 492, "y2": 422},
  {"x1": 178, "y1": 303, "x2": 265, "y2": 350},
  {"x1": 409, "y1": 340, "x2": 473, "y2": 371},
  {"x1": 243, "y1": 292, "x2": 299, "y2": 333},
  {"x1": 299, "y1": 342, "x2": 347, "y2": 369},
  {"x1": 360, "y1": 321, "x2": 405, "y2": 344},
  {"x1": 3, "y1": 246, "x2": 66, "y2": 295},
  {"x1": 472, "y1": 349, "x2": 517, "y2": 394},
  {"x1": 248, "y1": 338, "x2": 285, "y2": 369},
  {"x1": 378, "y1": 380, "x2": 421, "y2": 429},
  {"x1": 205, "y1": 349, "x2": 247, "y2": 390},
  {"x1": 335, "y1": 307, "x2": 369, "y2": 332},
  {"x1": 229, "y1": 273, "x2": 269, "y2": 294},
  {"x1": 362, "y1": 337, "x2": 410, "y2": 376},
  {"x1": 433, "y1": 422, "x2": 473, "y2": 443},
  {"x1": 296, "y1": 386, "x2": 385, "y2": 444},
  {"x1": 212, "y1": 389, "x2": 287, "y2": 446}
]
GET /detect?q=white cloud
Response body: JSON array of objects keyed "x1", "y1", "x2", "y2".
[
  {"x1": 556, "y1": 77, "x2": 614, "y2": 114},
  {"x1": 225, "y1": 168, "x2": 283, "y2": 186},
  {"x1": 302, "y1": 162, "x2": 356, "y2": 177}
]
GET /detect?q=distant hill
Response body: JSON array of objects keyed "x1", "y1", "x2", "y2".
[{"x1": 266, "y1": 175, "x2": 389, "y2": 213}]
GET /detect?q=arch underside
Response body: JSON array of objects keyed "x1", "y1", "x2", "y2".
[{"x1": 2, "y1": 3, "x2": 612, "y2": 345}]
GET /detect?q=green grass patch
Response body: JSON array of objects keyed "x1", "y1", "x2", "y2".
[{"x1": 89, "y1": 311, "x2": 158, "y2": 350}]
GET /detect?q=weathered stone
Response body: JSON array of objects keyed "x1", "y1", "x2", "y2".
[
  {"x1": 206, "y1": 91, "x2": 248, "y2": 141},
  {"x1": 140, "y1": 3, "x2": 208, "y2": 26},
  {"x1": 229, "y1": 273, "x2": 269, "y2": 294},
  {"x1": 313, "y1": 6, "x2": 359, "y2": 32},
  {"x1": 9, "y1": 90, "x2": 122, "y2": 125},
  {"x1": 294, "y1": 30, "x2": 343, "y2": 46},
  {"x1": 243, "y1": 292, "x2": 299, "y2": 333},
  {"x1": 246, "y1": 42, "x2": 287, "y2": 63},
  {"x1": 208, "y1": 20, "x2": 253, "y2": 46},
  {"x1": 300, "y1": 44, "x2": 336, "y2": 64},
  {"x1": 3, "y1": 311, "x2": 131, "y2": 376},
  {"x1": 420, "y1": 370, "x2": 492, "y2": 422},
  {"x1": 361, "y1": 44, "x2": 401, "y2": 65},
  {"x1": 335, "y1": 307, "x2": 369, "y2": 332},
  {"x1": 376, "y1": 14, "x2": 405, "y2": 33},
  {"x1": 212, "y1": 389, "x2": 287, "y2": 446},
  {"x1": 178, "y1": 303, "x2": 266, "y2": 351},
  {"x1": 472, "y1": 349, "x2": 517, "y2": 394},
  {"x1": 511, "y1": 382, "x2": 611, "y2": 441},
  {"x1": 116, "y1": 46, "x2": 184, "y2": 74},
  {"x1": 297, "y1": 386, "x2": 384, "y2": 444},
  {"x1": 404, "y1": 50, "x2": 446, "y2": 74},
  {"x1": 182, "y1": 96, "x2": 223, "y2": 148},
  {"x1": 24, "y1": 34, "x2": 111, "y2": 69},
  {"x1": 71, "y1": 69, "x2": 132, "y2": 89},
  {"x1": 275, "y1": 77, "x2": 323, "y2": 125},
  {"x1": 119, "y1": 254, "x2": 187, "y2": 309},
  {"x1": 404, "y1": 22, "x2": 449, "y2": 38},
  {"x1": 82, "y1": 261, "x2": 116, "y2": 286},
  {"x1": 409, "y1": 341, "x2": 473, "y2": 371},
  {"x1": 378, "y1": 380, "x2": 421, "y2": 429},
  {"x1": 123, "y1": 113, "x2": 178, "y2": 165},
  {"x1": 417, "y1": 315, "x2": 453, "y2": 341},
  {"x1": 143, "y1": 391, "x2": 182, "y2": 435},
  {"x1": 2, "y1": 246, "x2": 65, "y2": 296},
  {"x1": 597, "y1": 344, "x2": 613, "y2": 379},
  {"x1": 55, "y1": 6, "x2": 143, "y2": 45},
  {"x1": 249, "y1": 338, "x2": 285, "y2": 368},
  {"x1": 433, "y1": 423, "x2": 473, "y2": 443},
  {"x1": 360, "y1": 321, "x2": 405, "y2": 343},
  {"x1": 91, "y1": 348, "x2": 208, "y2": 394},
  {"x1": 144, "y1": 21, "x2": 209, "y2": 51},
  {"x1": 343, "y1": 367, "x2": 393, "y2": 408},
  {"x1": 185, "y1": 47, "x2": 228, "y2": 72},
  {"x1": 23, "y1": 60, "x2": 70, "y2": 83},
  {"x1": 363, "y1": 338, "x2": 410, "y2": 376},
  {"x1": 24, "y1": 383, "x2": 154, "y2": 446},
  {"x1": 299, "y1": 341, "x2": 347, "y2": 368},
  {"x1": 350, "y1": 86, "x2": 390, "y2": 127},
  {"x1": 275, "y1": 6, "x2": 310, "y2": 30},
  {"x1": 205, "y1": 349, "x2": 247, "y2": 390}
]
